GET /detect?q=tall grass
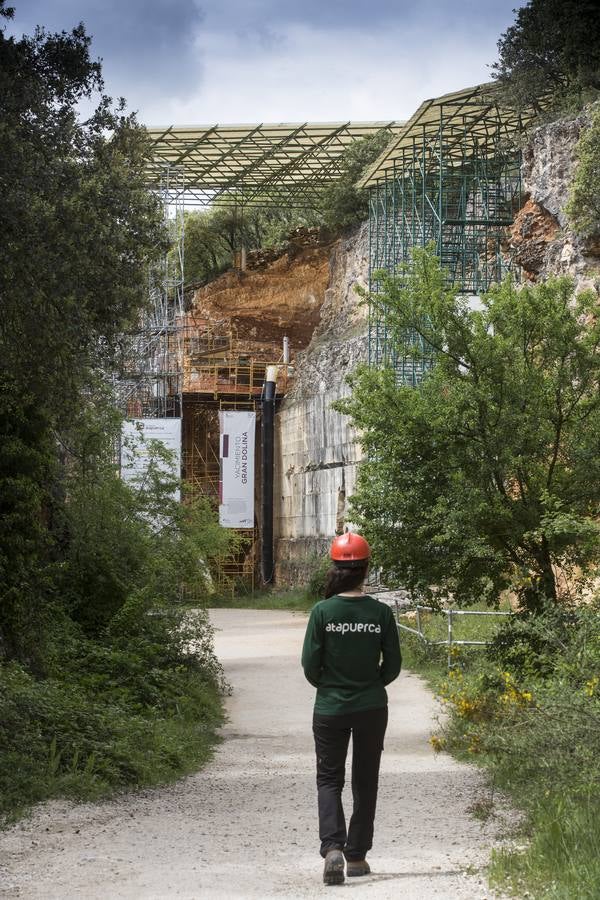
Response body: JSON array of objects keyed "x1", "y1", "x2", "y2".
[
  {"x1": 209, "y1": 588, "x2": 314, "y2": 612},
  {"x1": 0, "y1": 610, "x2": 225, "y2": 825},
  {"x1": 400, "y1": 600, "x2": 600, "y2": 899}
]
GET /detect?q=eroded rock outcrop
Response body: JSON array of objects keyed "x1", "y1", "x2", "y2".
[
  {"x1": 188, "y1": 234, "x2": 333, "y2": 352},
  {"x1": 507, "y1": 198, "x2": 560, "y2": 278},
  {"x1": 512, "y1": 111, "x2": 600, "y2": 291},
  {"x1": 274, "y1": 224, "x2": 369, "y2": 584}
]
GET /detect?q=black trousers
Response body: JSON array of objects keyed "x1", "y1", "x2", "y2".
[{"x1": 312, "y1": 705, "x2": 388, "y2": 861}]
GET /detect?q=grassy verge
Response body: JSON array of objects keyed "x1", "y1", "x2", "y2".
[
  {"x1": 208, "y1": 588, "x2": 314, "y2": 612},
  {"x1": 397, "y1": 601, "x2": 511, "y2": 684},
  {"x1": 0, "y1": 609, "x2": 225, "y2": 826},
  {"x1": 398, "y1": 601, "x2": 600, "y2": 899}
]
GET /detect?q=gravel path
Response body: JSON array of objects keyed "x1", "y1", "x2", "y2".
[{"x1": 0, "y1": 609, "x2": 510, "y2": 899}]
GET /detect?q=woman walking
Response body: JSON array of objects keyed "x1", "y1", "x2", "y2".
[{"x1": 301, "y1": 532, "x2": 401, "y2": 885}]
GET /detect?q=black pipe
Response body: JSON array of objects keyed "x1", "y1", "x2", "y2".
[{"x1": 261, "y1": 372, "x2": 276, "y2": 584}]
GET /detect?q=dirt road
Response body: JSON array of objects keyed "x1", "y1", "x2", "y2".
[{"x1": 0, "y1": 609, "x2": 508, "y2": 899}]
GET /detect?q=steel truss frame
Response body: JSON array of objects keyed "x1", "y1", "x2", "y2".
[
  {"x1": 361, "y1": 84, "x2": 537, "y2": 381},
  {"x1": 145, "y1": 121, "x2": 402, "y2": 209}
]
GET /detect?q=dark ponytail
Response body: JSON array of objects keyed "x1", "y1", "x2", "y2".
[{"x1": 324, "y1": 562, "x2": 369, "y2": 599}]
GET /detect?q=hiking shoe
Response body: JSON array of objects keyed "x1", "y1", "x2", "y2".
[
  {"x1": 346, "y1": 859, "x2": 370, "y2": 877},
  {"x1": 323, "y1": 849, "x2": 345, "y2": 885}
]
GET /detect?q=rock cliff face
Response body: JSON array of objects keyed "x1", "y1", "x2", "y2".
[
  {"x1": 274, "y1": 224, "x2": 369, "y2": 584},
  {"x1": 189, "y1": 238, "x2": 332, "y2": 351},
  {"x1": 271, "y1": 114, "x2": 600, "y2": 586},
  {"x1": 507, "y1": 112, "x2": 600, "y2": 292}
]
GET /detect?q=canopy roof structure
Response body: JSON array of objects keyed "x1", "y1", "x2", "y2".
[
  {"x1": 358, "y1": 83, "x2": 538, "y2": 188},
  {"x1": 145, "y1": 121, "x2": 402, "y2": 208}
]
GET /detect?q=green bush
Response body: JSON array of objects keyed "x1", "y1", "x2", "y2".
[
  {"x1": 320, "y1": 131, "x2": 392, "y2": 232},
  {"x1": 419, "y1": 602, "x2": 600, "y2": 899},
  {"x1": 566, "y1": 103, "x2": 600, "y2": 237},
  {"x1": 0, "y1": 411, "x2": 233, "y2": 824},
  {"x1": 0, "y1": 609, "x2": 225, "y2": 825},
  {"x1": 305, "y1": 554, "x2": 331, "y2": 603}
]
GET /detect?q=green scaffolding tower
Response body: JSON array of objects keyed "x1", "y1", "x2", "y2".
[{"x1": 359, "y1": 84, "x2": 536, "y2": 381}]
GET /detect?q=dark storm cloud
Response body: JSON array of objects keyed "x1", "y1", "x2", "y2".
[
  {"x1": 6, "y1": 0, "x2": 525, "y2": 124},
  {"x1": 8, "y1": 0, "x2": 204, "y2": 103},
  {"x1": 205, "y1": 0, "x2": 513, "y2": 32}
]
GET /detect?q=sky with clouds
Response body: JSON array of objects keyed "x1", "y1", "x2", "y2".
[{"x1": 7, "y1": 0, "x2": 525, "y2": 126}]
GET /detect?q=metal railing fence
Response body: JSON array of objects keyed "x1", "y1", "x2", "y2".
[{"x1": 396, "y1": 605, "x2": 512, "y2": 670}]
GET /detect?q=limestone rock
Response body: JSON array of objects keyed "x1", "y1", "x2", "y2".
[
  {"x1": 506, "y1": 198, "x2": 560, "y2": 278},
  {"x1": 518, "y1": 110, "x2": 600, "y2": 289}
]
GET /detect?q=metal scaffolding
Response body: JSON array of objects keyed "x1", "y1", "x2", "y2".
[
  {"x1": 145, "y1": 121, "x2": 401, "y2": 209},
  {"x1": 115, "y1": 165, "x2": 185, "y2": 417},
  {"x1": 359, "y1": 84, "x2": 537, "y2": 380},
  {"x1": 181, "y1": 397, "x2": 258, "y2": 594}
]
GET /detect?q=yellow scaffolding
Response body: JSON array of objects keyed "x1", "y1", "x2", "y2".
[
  {"x1": 180, "y1": 317, "x2": 289, "y2": 594},
  {"x1": 182, "y1": 318, "x2": 288, "y2": 398}
]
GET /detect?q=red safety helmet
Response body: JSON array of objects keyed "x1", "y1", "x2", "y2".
[{"x1": 330, "y1": 532, "x2": 371, "y2": 568}]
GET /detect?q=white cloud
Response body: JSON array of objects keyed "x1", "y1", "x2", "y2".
[
  {"x1": 146, "y1": 21, "x2": 501, "y2": 126},
  {"x1": 7, "y1": 0, "x2": 520, "y2": 126}
]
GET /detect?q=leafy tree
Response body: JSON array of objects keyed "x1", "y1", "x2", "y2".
[
  {"x1": 340, "y1": 248, "x2": 600, "y2": 611},
  {"x1": 177, "y1": 132, "x2": 393, "y2": 287},
  {"x1": 320, "y1": 130, "x2": 392, "y2": 231},
  {"x1": 0, "y1": 7, "x2": 164, "y2": 424},
  {"x1": 566, "y1": 103, "x2": 600, "y2": 235},
  {"x1": 181, "y1": 210, "x2": 230, "y2": 286},
  {"x1": 60, "y1": 405, "x2": 231, "y2": 636},
  {"x1": 492, "y1": 0, "x2": 600, "y2": 114},
  {"x1": 180, "y1": 200, "x2": 316, "y2": 287},
  {"x1": 0, "y1": 4, "x2": 233, "y2": 818},
  {"x1": 0, "y1": 4, "x2": 162, "y2": 663}
]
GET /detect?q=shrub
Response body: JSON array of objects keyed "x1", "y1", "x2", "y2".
[
  {"x1": 0, "y1": 609, "x2": 225, "y2": 824},
  {"x1": 566, "y1": 103, "x2": 600, "y2": 237},
  {"x1": 424, "y1": 602, "x2": 600, "y2": 899},
  {"x1": 305, "y1": 554, "x2": 331, "y2": 603}
]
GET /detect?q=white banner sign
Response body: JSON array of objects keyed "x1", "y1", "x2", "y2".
[
  {"x1": 219, "y1": 411, "x2": 256, "y2": 528},
  {"x1": 121, "y1": 418, "x2": 182, "y2": 502}
]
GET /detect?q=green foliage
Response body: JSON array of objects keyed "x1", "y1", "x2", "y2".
[
  {"x1": 320, "y1": 131, "x2": 392, "y2": 232},
  {"x1": 340, "y1": 248, "x2": 600, "y2": 611},
  {"x1": 0, "y1": 378, "x2": 59, "y2": 671},
  {"x1": 0, "y1": 403, "x2": 232, "y2": 823},
  {"x1": 62, "y1": 429, "x2": 231, "y2": 635},
  {"x1": 0, "y1": 612, "x2": 224, "y2": 824},
  {"x1": 444, "y1": 605, "x2": 600, "y2": 899},
  {"x1": 0, "y1": 6, "x2": 165, "y2": 661},
  {"x1": 408, "y1": 601, "x2": 600, "y2": 898},
  {"x1": 179, "y1": 201, "x2": 317, "y2": 286},
  {"x1": 486, "y1": 601, "x2": 576, "y2": 678},
  {"x1": 305, "y1": 554, "x2": 331, "y2": 602},
  {"x1": 0, "y1": 12, "x2": 164, "y2": 425},
  {"x1": 0, "y1": 6, "x2": 231, "y2": 821},
  {"x1": 492, "y1": 0, "x2": 600, "y2": 114},
  {"x1": 491, "y1": 795, "x2": 600, "y2": 900},
  {"x1": 566, "y1": 103, "x2": 600, "y2": 236}
]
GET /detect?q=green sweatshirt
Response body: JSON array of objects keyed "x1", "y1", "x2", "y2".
[{"x1": 301, "y1": 594, "x2": 402, "y2": 716}]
